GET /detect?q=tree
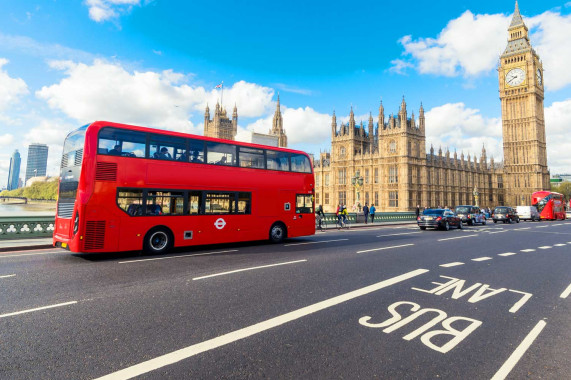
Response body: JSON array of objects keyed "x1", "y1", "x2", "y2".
[{"x1": 552, "y1": 182, "x2": 571, "y2": 200}]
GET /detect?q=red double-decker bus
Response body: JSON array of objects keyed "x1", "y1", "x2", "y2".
[
  {"x1": 531, "y1": 191, "x2": 566, "y2": 220},
  {"x1": 53, "y1": 121, "x2": 315, "y2": 254}
]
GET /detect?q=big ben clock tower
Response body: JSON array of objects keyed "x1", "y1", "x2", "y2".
[{"x1": 499, "y1": 1, "x2": 550, "y2": 206}]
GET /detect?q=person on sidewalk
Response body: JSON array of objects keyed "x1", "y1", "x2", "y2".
[
  {"x1": 370, "y1": 204, "x2": 376, "y2": 223},
  {"x1": 363, "y1": 203, "x2": 369, "y2": 224},
  {"x1": 415, "y1": 205, "x2": 420, "y2": 219},
  {"x1": 316, "y1": 205, "x2": 324, "y2": 229}
]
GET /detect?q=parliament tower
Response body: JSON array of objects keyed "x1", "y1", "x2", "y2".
[{"x1": 499, "y1": 1, "x2": 550, "y2": 206}]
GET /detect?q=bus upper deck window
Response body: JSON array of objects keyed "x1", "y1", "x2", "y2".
[{"x1": 98, "y1": 127, "x2": 146, "y2": 157}]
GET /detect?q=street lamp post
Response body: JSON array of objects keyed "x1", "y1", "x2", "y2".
[
  {"x1": 351, "y1": 170, "x2": 364, "y2": 211},
  {"x1": 473, "y1": 186, "x2": 479, "y2": 207}
]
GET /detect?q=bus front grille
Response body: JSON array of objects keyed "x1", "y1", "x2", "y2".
[
  {"x1": 95, "y1": 162, "x2": 117, "y2": 181},
  {"x1": 85, "y1": 221, "x2": 105, "y2": 250},
  {"x1": 57, "y1": 203, "x2": 75, "y2": 218}
]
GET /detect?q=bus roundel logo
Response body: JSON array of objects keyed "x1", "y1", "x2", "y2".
[{"x1": 214, "y1": 218, "x2": 226, "y2": 230}]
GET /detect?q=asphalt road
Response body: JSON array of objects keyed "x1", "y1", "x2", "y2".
[{"x1": 1, "y1": 220, "x2": 570, "y2": 379}]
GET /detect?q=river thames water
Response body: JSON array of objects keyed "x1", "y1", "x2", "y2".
[{"x1": 0, "y1": 203, "x2": 56, "y2": 217}]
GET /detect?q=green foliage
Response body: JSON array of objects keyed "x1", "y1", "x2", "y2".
[
  {"x1": 552, "y1": 182, "x2": 571, "y2": 200},
  {"x1": 1, "y1": 181, "x2": 58, "y2": 200}
]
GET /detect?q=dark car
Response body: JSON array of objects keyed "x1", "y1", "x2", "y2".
[
  {"x1": 418, "y1": 209, "x2": 462, "y2": 231},
  {"x1": 492, "y1": 206, "x2": 519, "y2": 223},
  {"x1": 454, "y1": 205, "x2": 487, "y2": 225}
]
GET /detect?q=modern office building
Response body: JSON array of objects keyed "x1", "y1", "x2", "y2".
[
  {"x1": 25, "y1": 143, "x2": 49, "y2": 185},
  {"x1": 7, "y1": 149, "x2": 21, "y2": 190}
]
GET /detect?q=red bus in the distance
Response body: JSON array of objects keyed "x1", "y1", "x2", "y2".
[
  {"x1": 53, "y1": 121, "x2": 315, "y2": 254},
  {"x1": 531, "y1": 191, "x2": 566, "y2": 220}
]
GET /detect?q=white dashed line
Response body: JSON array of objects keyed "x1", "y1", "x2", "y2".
[
  {"x1": 513, "y1": 227, "x2": 531, "y2": 231},
  {"x1": 538, "y1": 246, "x2": 552, "y2": 250},
  {"x1": 437, "y1": 235, "x2": 480, "y2": 241},
  {"x1": 285, "y1": 239, "x2": 348, "y2": 247},
  {"x1": 520, "y1": 249, "x2": 536, "y2": 252},
  {"x1": 0, "y1": 274, "x2": 16, "y2": 279},
  {"x1": 498, "y1": 252, "x2": 517, "y2": 257},
  {"x1": 536, "y1": 225, "x2": 549, "y2": 228},
  {"x1": 377, "y1": 232, "x2": 421, "y2": 237},
  {"x1": 356, "y1": 244, "x2": 414, "y2": 254},
  {"x1": 118, "y1": 250, "x2": 239, "y2": 264},
  {"x1": 491, "y1": 320, "x2": 546, "y2": 380},
  {"x1": 560, "y1": 283, "x2": 571, "y2": 299},
  {"x1": 94, "y1": 269, "x2": 430, "y2": 380},
  {"x1": 193, "y1": 260, "x2": 307, "y2": 280},
  {"x1": 472, "y1": 257, "x2": 492, "y2": 262},
  {"x1": 439, "y1": 262, "x2": 464, "y2": 267},
  {"x1": 553, "y1": 244, "x2": 566, "y2": 247},
  {"x1": 0, "y1": 301, "x2": 78, "y2": 319},
  {"x1": 489, "y1": 231, "x2": 508, "y2": 234}
]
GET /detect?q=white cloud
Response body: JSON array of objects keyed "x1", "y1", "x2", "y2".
[
  {"x1": 0, "y1": 58, "x2": 29, "y2": 111},
  {"x1": 393, "y1": 11, "x2": 508, "y2": 77},
  {"x1": 35, "y1": 60, "x2": 277, "y2": 135},
  {"x1": 0, "y1": 134, "x2": 14, "y2": 146},
  {"x1": 545, "y1": 99, "x2": 571, "y2": 174},
  {"x1": 425, "y1": 103, "x2": 502, "y2": 161},
  {"x1": 392, "y1": 9, "x2": 571, "y2": 90},
  {"x1": 85, "y1": 0, "x2": 142, "y2": 22}
]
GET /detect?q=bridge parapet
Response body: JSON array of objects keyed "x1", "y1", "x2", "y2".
[
  {"x1": 0, "y1": 196, "x2": 28, "y2": 204},
  {"x1": 0, "y1": 216, "x2": 55, "y2": 240}
]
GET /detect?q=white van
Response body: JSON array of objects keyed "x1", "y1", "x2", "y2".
[{"x1": 516, "y1": 206, "x2": 540, "y2": 221}]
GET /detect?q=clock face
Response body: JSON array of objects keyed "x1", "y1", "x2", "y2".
[
  {"x1": 505, "y1": 68, "x2": 525, "y2": 87},
  {"x1": 536, "y1": 69, "x2": 542, "y2": 86}
]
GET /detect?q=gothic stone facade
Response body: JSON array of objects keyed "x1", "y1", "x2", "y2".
[
  {"x1": 314, "y1": 100, "x2": 505, "y2": 212},
  {"x1": 314, "y1": 2, "x2": 549, "y2": 213}
]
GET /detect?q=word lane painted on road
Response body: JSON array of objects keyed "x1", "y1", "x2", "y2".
[
  {"x1": 412, "y1": 275, "x2": 532, "y2": 313},
  {"x1": 359, "y1": 301, "x2": 481, "y2": 354}
]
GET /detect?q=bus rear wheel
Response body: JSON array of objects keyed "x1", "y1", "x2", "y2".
[
  {"x1": 269, "y1": 223, "x2": 287, "y2": 243},
  {"x1": 143, "y1": 226, "x2": 173, "y2": 255}
]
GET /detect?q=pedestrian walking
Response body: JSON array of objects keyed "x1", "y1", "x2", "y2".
[
  {"x1": 415, "y1": 204, "x2": 420, "y2": 218},
  {"x1": 370, "y1": 204, "x2": 376, "y2": 223},
  {"x1": 363, "y1": 203, "x2": 369, "y2": 224}
]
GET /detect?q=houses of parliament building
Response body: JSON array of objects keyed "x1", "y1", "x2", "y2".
[{"x1": 314, "y1": 2, "x2": 550, "y2": 212}]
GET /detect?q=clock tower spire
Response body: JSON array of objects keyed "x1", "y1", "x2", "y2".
[{"x1": 499, "y1": 1, "x2": 549, "y2": 206}]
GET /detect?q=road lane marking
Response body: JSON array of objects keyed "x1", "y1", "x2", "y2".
[
  {"x1": 537, "y1": 246, "x2": 552, "y2": 249},
  {"x1": 193, "y1": 260, "x2": 307, "y2": 280},
  {"x1": 356, "y1": 243, "x2": 414, "y2": 253},
  {"x1": 520, "y1": 249, "x2": 535, "y2": 252},
  {"x1": 490, "y1": 320, "x2": 546, "y2": 380},
  {"x1": 561, "y1": 283, "x2": 571, "y2": 299},
  {"x1": 489, "y1": 230, "x2": 508, "y2": 234},
  {"x1": 94, "y1": 268, "x2": 430, "y2": 380},
  {"x1": 284, "y1": 239, "x2": 348, "y2": 247},
  {"x1": 536, "y1": 225, "x2": 549, "y2": 228},
  {"x1": 498, "y1": 252, "x2": 517, "y2": 257},
  {"x1": 437, "y1": 235, "x2": 479, "y2": 241},
  {"x1": 0, "y1": 301, "x2": 78, "y2": 319},
  {"x1": 439, "y1": 262, "x2": 464, "y2": 267},
  {"x1": 0, "y1": 250, "x2": 62, "y2": 259},
  {"x1": 553, "y1": 244, "x2": 566, "y2": 247},
  {"x1": 513, "y1": 227, "x2": 531, "y2": 231},
  {"x1": 471, "y1": 257, "x2": 492, "y2": 262},
  {"x1": 0, "y1": 274, "x2": 16, "y2": 279},
  {"x1": 377, "y1": 232, "x2": 421, "y2": 237},
  {"x1": 118, "y1": 250, "x2": 239, "y2": 264}
]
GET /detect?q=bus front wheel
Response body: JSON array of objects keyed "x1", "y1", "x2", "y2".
[
  {"x1": 269, "y1": 223, "x2": 287, "y2": 243},
  {"x1": 143, "y1": 226, "x2": 173, "y2": 255}
]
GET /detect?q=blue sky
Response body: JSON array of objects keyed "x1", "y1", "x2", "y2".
[{"x1": 1, "y1": 0, "x2": 571, "y2": 188}]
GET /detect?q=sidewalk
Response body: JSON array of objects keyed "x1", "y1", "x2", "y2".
[
  {"x1": 0, "y1": 221, "x2": 416, "y2": 252},
  {"x1": 0, "y1": 238, "x2": 54, "y2": 252}
]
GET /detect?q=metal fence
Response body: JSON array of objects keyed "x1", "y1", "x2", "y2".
[
  {"x1": 0, "y1": 216, "x2": 55, "y2": 240},
  {"x1": 321, "y1": 212, "x2": 416, "y2": 223}
]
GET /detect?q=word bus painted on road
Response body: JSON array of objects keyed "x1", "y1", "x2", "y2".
[
  {"x1": 531, "y1": 191, "x2": 566, "y2": 220},
  {"x1": 53, "y1": 121, "x2": 315, "y2": 254}
]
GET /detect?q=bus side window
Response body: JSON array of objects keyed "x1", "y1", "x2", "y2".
[
  {"x1": 98, "y1": 127, "x2": 146, "y2": 157},
  {"x1": 117, "y1": 189, "x2": 143, "y2": 215},
  {"x1": 237, "y1": 192, "x2": 251, "y2": 214}
]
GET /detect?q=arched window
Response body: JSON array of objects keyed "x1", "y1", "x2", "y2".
[{"x1": 389, "y1": 140, "x2": 397, "y2": 154}]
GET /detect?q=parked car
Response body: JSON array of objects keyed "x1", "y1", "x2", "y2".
[
  {"x1": 454, "y1": 205, "x2": 487, "y2": 225},
  {"x1": 418, "y1": 209, "x2": 462, "y2": 231},
  {"x1": 492, "y1": 206, "x2": 519, "y2": 223},
  {"x1": 516, "y1": 205, "x2": 540, "y2": 221}
]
